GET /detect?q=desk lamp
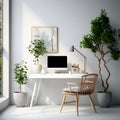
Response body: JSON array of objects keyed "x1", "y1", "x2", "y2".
[{"x1": 71, "y1": 45, "x2": 87, "y2": 73}]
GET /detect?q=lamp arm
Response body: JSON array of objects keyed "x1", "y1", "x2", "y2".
[
  {"x1": 74, "y1": 47, "x2": 87, "y2": 73},
  {"x1": 74, "y1": 48, "x2": 87, "y2": 59}
]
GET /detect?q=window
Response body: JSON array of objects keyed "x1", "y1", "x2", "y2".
[
  {"x1": 0, "y1": 0, "x2": 9, "y2": 99},
  {"x1": 0, "y1": 0, "x2": 2, "y2": 97},
  {"x1": 0, "y1": 0, "x2": 9, "y2": 112}
]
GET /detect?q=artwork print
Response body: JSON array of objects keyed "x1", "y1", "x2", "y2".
[{"x1": 32, "y1": 27, "x2": 58, "y2": 53}]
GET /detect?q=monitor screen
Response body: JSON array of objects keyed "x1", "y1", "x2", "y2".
[{"x1": 47, "y1": 56, "x2": 67, "y2": 68}]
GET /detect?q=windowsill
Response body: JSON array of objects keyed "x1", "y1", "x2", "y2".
[
  {"x1": 0, "y1": 96, "x2": 9, "y2": 112},
  {"x1": 0, "y1": 96, "x2": 8, "y2": 103}
]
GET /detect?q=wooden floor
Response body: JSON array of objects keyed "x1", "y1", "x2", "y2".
[{"x1": 0, "y1": 105, "x2": 120, "y2": 120}]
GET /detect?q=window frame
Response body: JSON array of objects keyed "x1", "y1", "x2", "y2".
[
  {"x1": 0, "y1": 0, "x2": 3, "y2": 98},
  {"x1": 0, "y1": 0, "x2": 9, "y2": 112}
]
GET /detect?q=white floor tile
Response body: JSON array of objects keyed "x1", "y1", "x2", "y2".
[{"x1": 0, "y1": 105, "x2": 120, "y2": 120}]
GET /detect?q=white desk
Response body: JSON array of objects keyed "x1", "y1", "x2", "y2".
[{"x1": 29, "y1": 73, "x2": 84, "y2": 109}]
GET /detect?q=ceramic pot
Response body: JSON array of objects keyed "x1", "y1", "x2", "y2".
[
  {"x1": 13, "y1": 92, "x2": 27, "y2": 107},
  {"x1": 97, "y1": 91, "x2": 112, "y2": 108},
  {"x1": 32, "y1": 63, "x2": 42, "y2": 74}
]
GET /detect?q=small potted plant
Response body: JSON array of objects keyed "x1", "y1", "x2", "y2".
[
  {"x1": 28, "y1": 37, "x2": 47, "y2": 73},
  {"x1": 80, "y1": 9, "x2": 120, "y2": 107},
  {"x1": 13, "y1": 60, "x2": 28, "y2": 107}
]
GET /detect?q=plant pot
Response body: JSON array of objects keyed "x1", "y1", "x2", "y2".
[
  {"x1": 97, "y1": 91, "x2": 112, "y2": 108},
  {"x1": 32, "y1": 63, "x2": 42, "y2": 74},
  {"x1": 13, "y1": 92, "x2": 27, "y2": 107}
]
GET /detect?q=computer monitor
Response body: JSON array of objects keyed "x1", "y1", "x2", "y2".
[{"x1": 47, "y1": 56, "x2": 68, "y2": 72}]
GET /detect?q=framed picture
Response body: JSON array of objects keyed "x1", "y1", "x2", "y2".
[{"x1": 31, "y1": 26, "x2": 58, "y2": 53}]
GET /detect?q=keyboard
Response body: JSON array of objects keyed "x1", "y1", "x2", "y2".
[{"x1": 55, "y1": 70, "x2": 68, "y2": 74}]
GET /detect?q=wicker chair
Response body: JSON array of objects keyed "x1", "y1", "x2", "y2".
[{"x1": 60, "y1": 73, "x2": 98, "y2": 116}]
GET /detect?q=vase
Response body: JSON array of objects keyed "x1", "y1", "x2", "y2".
[{"x1": 32, "y1": 63, "x2": 42, "y2": 74}]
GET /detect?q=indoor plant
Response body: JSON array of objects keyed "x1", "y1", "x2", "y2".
[
  {"x1": 28, "y1": 38, "x2": 47, "y2": 73},
  {"x1": 13, "y1": 60, "x2": 28, "y2": 107},
  {"x1": 80, "y1": 9, "x2": 120, "y2": 107}
]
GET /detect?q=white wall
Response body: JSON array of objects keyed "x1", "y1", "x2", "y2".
[{"x1": 11, "y1": 0, "x2": 120, "y2": 105}]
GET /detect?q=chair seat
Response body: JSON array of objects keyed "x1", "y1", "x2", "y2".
[
  {"x1": 63, "y1": 87, "x2": 80, "y2": 92},
  {"x1": 63, "y1": 87, "x2": 91, "y2": 93}
]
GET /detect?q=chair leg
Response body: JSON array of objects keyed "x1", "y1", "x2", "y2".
[
  {"x1": 60, "y1": 94, "x2": 66, "y2": 113},
  {"x1": 76, "y1": 94, "x2": 79, "y2": 116},
  {"x1": 89, "y1": 95, "x2": 97, "y2": 113}
]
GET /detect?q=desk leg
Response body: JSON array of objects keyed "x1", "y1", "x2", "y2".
[
  {"x1": 30, "y1": 79, "x2": 37, "y2": 109},
  {"x1": 34, "y1": 79, "x2": 41, "y2": 104}
]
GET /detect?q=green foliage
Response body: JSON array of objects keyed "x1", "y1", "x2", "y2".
[
  {"x1": 28, "y1": 39, "x2": 47, "y2": 63},
  {"x1": 80, "y1": 9, "x2": 120, "y2": 92},
  {"x1": 0, "y1": 3, "x2": 2, "y2": 11},
  {"x1": 80, "y1": 9, "x2": 120, "y2": 59},
  {"x1": 14, "y1": 61, "x2": 28, "y2": 92}
]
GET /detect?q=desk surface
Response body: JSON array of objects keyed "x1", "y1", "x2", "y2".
[{"x1": 29, "y1": 73, "x2": 85, "y2": 79}]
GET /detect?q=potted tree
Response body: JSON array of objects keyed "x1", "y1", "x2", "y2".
[
  {"x1": 28, "y1": 37, "x2": 47, "y2": 73},
  {"x1": 13, "y1": 61, "x2": 28, "y2": 107},
  {"x1": 80, "y1": 9, "x2": 120, "y2": 107}
]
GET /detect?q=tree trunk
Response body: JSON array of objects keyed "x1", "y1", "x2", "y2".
[
  {"x1": 102, "y1": 58, "x2": 111, "y2": 92},
  {"x1": 94, "y1": 52, "x2": 111, "y2": 92},
  {"x1": 20, "y1": 84, "x2": 22, "y2": 93}
]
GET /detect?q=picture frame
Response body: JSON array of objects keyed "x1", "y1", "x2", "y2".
[{"x1": 31, "y1": 26, "x2": 58, "y2": 53}]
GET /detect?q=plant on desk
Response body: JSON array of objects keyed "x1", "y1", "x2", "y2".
[
  {"x1": 13, "y1": 60, "x2": 28, "y2": 107},
  {"x1": 28, "y1": 36, "x2": 47, "y2": 73}
]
